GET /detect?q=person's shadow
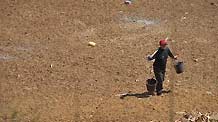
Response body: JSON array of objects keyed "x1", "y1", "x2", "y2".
[
  {"x1": 119, "y1": 90, "x2": 171, "y2": 99},
  {"x1": 120, "y1": 92, "x2": 152, "y2": 99}
]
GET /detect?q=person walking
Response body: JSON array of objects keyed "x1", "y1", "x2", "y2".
[{"x1": 147, "y1": 39, "x2": 177, "y2": 96}]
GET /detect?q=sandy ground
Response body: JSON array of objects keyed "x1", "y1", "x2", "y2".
[{"x1": 0, "y1": 0, "x2": 218, "y2": 122}]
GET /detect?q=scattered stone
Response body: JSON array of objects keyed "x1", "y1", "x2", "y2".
[
  {"x1": 210, "y1": 2, "x2": 215, "y2": 6},
  {"x1": 89, "y1": 114, "x2": 93, "y2": 118},
  {"x1": 124, "y1": 0, "x2": 132, "y2": 5},
  {"x1": 50, "y1": 64, "x2": 53, "y2": 68},
  {"x1": 206, "y1": 91, "x2": 213, "y2": 95},
  {"x1": 176, "y1": 112, "x2": 216, "y2": 122},
  {"x1": 176, "y1": 111, "x2": 186, "y2": 115},
  {"x1": 115, "y1": 93, "x2": 128, "y2": 97},
  {"x1": 135, "y1": 79, "x2": 139, "y2": 82},
  {"x1": 181, "y1": 16, "x2": 187, "y2": 20},
  {"x1": 175, "y1": 83, "x2": 182, "y2": 86},
  {"x1": 176, "y1": 81, "x2": 182, "y2": 83},
  {"x1": 210, "y1": 113, "x2": 218, "y2": 121},
  {"x1": 183, "y1": 114, "x2": 193, "y2": 120},
  {"x1": 193, "y1": 59, "x2": 198, "y2": 62},
  {"x1": 24, "y1": 86, "x2": 32, "y2": 91},
  {"x1": 88, "y1": 42, "x2": 96, "y2": 47}
]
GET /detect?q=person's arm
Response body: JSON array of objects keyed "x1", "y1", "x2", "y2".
[
  {"x1": 168, "y1": 48, "x2": 177, "y2": 59},
  {"x1": 147, "y1": 49, "x2": 158, "y2": 61}
]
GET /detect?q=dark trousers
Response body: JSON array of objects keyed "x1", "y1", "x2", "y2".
[{"x1": 153, "y1": 67, "x2": 165, "y2": 92}]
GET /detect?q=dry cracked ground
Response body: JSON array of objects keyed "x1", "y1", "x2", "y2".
[{"x1": 0, "y1": 0, "x2": 218, "y2": 122}]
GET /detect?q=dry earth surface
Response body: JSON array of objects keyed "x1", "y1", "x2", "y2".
[{"x1": 0, "y1": 0, "x2": 218, "y2": 122}]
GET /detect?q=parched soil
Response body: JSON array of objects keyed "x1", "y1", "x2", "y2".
[{"x1": 0, "y1": 0, "x2": 218, "y2": 122}]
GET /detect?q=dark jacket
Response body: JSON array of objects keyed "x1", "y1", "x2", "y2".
[{"x1": 149, "y1": 47, "x2": 174, "y2": 70}]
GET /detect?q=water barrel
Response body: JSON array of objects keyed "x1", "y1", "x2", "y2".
[
  {"x1": 174, "y1": 61, "x2": 184, "y2": 74},
  {"x1": 146, "y1": 78, "x2": 157, "y2": 93}
]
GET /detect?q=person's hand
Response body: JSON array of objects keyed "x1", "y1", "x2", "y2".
[
  {"x1": 147, "y1": 55, "x2": 152, "y2": 61},
  {"x1": 174, "y1": 55, "x2": 178, "y2": 60}
]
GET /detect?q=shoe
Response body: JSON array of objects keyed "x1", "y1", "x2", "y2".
[
  {"x1": 147, "y1": 92, "x2": 155, "y2": 96},
  {"x1": 157, "y1": 90, "x2": 162, "y2": 96}
]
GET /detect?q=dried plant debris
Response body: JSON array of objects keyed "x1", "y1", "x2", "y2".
[{"x1": 175, "y1": 112, "x2": 218, "y2": 122}]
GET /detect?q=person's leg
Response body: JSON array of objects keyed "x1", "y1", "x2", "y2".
[
  {"x1": 154, "y1": 68, "x2": 164, "y2": 95},
  {"x1": 158, "y1": 71, "x2": 165, "y2": 95},
  {"x1": 162, "y1": 70, "x2": 165, "y2": 82}
]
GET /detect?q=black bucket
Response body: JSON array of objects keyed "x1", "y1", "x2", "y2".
[
  {"x1": 174, "y1": 61, "x2": 184, "y2": 74},
  {"x1": 146, "y1": 78, "x2": 157, "y2": 93}
]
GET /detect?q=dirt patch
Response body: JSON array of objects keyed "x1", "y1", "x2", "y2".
[{"x1": 0, "y1": 0, "x2": 218, "y2": 122}]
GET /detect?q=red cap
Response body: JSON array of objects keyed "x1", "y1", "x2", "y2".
[{"x1": 159, "y1": 39, "x2": 168, "y2": 46}]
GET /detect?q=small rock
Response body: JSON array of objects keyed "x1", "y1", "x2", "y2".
[
  {"x1": 206, "y1": 91, "x2": 213, "y2": 95},
  {"x1": 210, "y1": 2, "x2": 215, "y2": 6},
  {"x1": 50, "y1": 64, "x2": 53, "y2": 68},
  {"x1": 184, "y1": 89, "x2": 188, "y2": 93},
  {"x1": 176, "y1": 111, "x2": 186, "y2": 115},
  {"x1": 115, "y1": 93, "x2": 128, "y2": 97},
  {"x1": 175, "y1": 83, "x2": 181, "y2": 86},
  {"x1": 88, "y1": 42, "x2": 96, "y2": 47},
  {"x1": 193, "y1": 59, "x2": 198, "y2": 62},
  {"x1": 176, "y1": 81, "x2": 182, "y2": 83},
  {"x1": 181, "y1": 16, "x2": 187, "y2": 20},
  {"x1": 164, "y1": 19, "x2": 168, "y2": 23},
  {"x1": 135, "y1": 79, "x2": 139, "y2": 82},
  {"x1": 124, "y1": 0, "x2": 132, "y2": 5},
  {"x1": 24, "y1": 87, "x2": 32, "y2": 91},
  {"x1": 89, "y1": 115, "x2": 93, "y2": 118},
  {"x1": 210, "y1": 113, "x2": 218, "y2": 121},
  {"x1": 185, "y1": 12, "x2": 189, "y2": 15},
  {"x1": 184, "y1": 114, "x2": 192, "y2": 119}
]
